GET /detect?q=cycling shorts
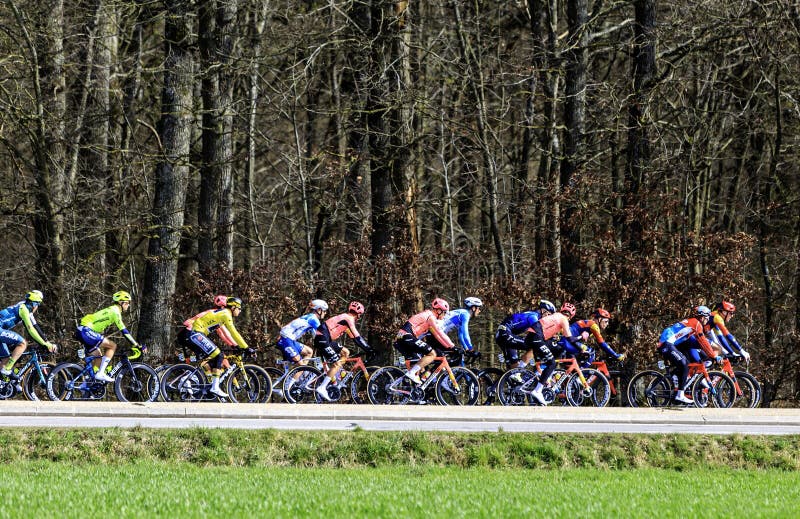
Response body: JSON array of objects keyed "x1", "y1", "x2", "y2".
[
  {"x1": 277, "y1": 336, "x2": 306, "y2": 361},
  {"x1": 75, "y1": 326, "x2": 104, "y2": 350},
  {"x1": 0, "y1": 329, "x2": 24, "y2": 357},
  {"x1": 394, "y1": 333, "x2": 432, "y2": 360},
  {"x1": 177, "y1": 328, "x2": 218, "y2": 358}
]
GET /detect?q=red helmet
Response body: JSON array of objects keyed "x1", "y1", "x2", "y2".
[
  {"x1": 560, "y1": 302, "x2": 576, "y2": 319},
  {"x1": 594, "y1": 308, "x2": 611, "y2": 319},
  {"x1": 718, "y1": 301, "x2": 736, "y2": 312},
  {"x1": 348, "y1": 301, "x2": 365, "y2": 315},
  {"x1": 213, "y1": 294, "x2": 228, "y2": 308},
  {"x1": 431, "y1": 298, "x2": 450, "y2": 313}
]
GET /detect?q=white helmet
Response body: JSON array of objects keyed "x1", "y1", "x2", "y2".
[
  {"x1": 464, "y1": 297, "x2": 483, "y2": 309},
  {"x1": 309, "y1": 299, "x2": 329, "y2": 312}
]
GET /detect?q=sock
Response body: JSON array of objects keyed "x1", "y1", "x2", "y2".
[
  {"x1": 3, "y1": 360, "x2": 14, "y2": 372},
  {"x1": 319, "y1": 376, "x2": 331, "y2": 390},
  {"x1": 534, "y1": 382, "x2": 543, "y2": 393},
  {"x1": 408, "y1": 364, "x2": 422, "y2": 376},
  {"x1": 99, "y1": 356, "x2": 111, "y2": 373}
]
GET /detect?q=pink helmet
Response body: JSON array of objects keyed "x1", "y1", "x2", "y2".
[
  {"x1": 431, "y1": 298, "x2": 450, "y2": 313},
  {"x1": 560, "y1": 302, "x2": 576, "y2": 319},
  {"x1": 213, "y1": 294, "x2": 228, "y2": 308},
  {"x1": 348, "y1": 301, "x2": 365, "y2": 315}
]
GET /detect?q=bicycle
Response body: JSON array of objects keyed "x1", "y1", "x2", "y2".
[
  {"x1": 0, "y1": 345, "x2": 56, "y2": 401},
  {"x1": 627, "y1": 359, "x2": 735, "y2": 408},
  {"x1": 160, "y1": 348, "x2": 270, "y2": 402},
  {"x1": 366, "y1": 349, "x2": 480, "y2": 405},
  {"x1": 496, "y1": 355, "x2": 611, "y2": 407},
  {"x1": 282, "y1": 348, "x2": 378, "y2": 404},
  {"x1": 47, "y1": 344, "x2": 160, "y2": 402},
  {"x1": 264, "y1": 356, "x2": 322, "y2": 403}
]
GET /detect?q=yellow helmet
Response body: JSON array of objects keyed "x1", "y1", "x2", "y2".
[
  {"x1": 113, "y1": 290, "x2": 132, "y2": 302},
  {"x1": 26, "y1": 290, "x2": 44, "y2": 304}
]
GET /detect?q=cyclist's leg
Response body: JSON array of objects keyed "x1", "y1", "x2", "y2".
[
  {"x1": 0, "y1": 330, "x2": 26, "y2": 375},
  {"x1": 495, "y1": 330, "x2": 521, "y2": 368},
  {"x1": 659, "y1": 342, "x2": 690, "y2": 400}
]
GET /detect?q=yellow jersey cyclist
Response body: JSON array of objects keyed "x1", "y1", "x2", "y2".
[
  {"x1": 75, "y1": 290, "x2": 140, "y2": 383},
  {"x1": 0, "y1": 290, "x2": 58, "y2": 377},
  {"x1": 178, "y1": 296, "x2": 250, "y2": 398}
]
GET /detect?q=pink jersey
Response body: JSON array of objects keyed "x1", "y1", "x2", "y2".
[
  {"x1": 538, "y1": 312, "x2": 572, "y2": 341},
  {"x1": 325, "y1": 312, "x2": 360, "y2": 341},
  {"x1": 400, "y1": 310, "x2": 454, "y2": 349}
]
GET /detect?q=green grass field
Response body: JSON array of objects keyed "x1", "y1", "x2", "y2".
[
  {"x1": 1, "y1": 429, "x2": 799, "y2": 517},
  {"x1": 1, "y1": 463, "x2": 798, "y2": 517}
]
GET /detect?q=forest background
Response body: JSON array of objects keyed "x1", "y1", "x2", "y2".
[{"x1": 0, "y1": 0, "x2": 797, "y2": 405}]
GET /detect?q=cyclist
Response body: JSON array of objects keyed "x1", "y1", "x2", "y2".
[
  {"x1": 394, "y1": 298, "x2": 454, "y2": 385},
  {"x1": 0, "y1": 290, "x2": 57, "y2": 377},
  {"x1": 314, "y1": 301, "x2": 372, "y2": 401},
  {"x1": 524, "y1": 304, "x2": 578, "y2": 405},
  {"x1": 709, "y1": 301, "x2": 750, "y2": 362},
  {"x1": 278, "y1": 299, "x2": 328, "y2": 390},
  {"x1": 494, "y1": 300, "x2": 555, "y2": 370},
  {"x1": 178, "y1": 296, "x2": 250, "y2": 398},
  {"x1": 657, "y1": 305, "x2": 720, "y2": 404},
  {"x1": 559, "y1": 307, "x2": 626, "y2": 367},
  {"x1": 75, "y1": 290, "x2": 140, "y2": 383},
  {"x1": 428, "y1": 296, "x2": 484, "y2": 360}
]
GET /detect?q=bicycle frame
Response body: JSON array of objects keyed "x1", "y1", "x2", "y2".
[{"x1": 390, "y1": 355, "x2": 459, "y2": 397}]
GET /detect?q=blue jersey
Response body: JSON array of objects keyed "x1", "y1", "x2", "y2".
[
  {"x1": 500, "y1": 311, "x2": 541, "y2": 335},
  {"x1": 0, "y1": 302, "x2": 29, "y2": 330},
  {"x1": 280, "y1": 313, "x2": 321, "y2": 341},
  {"x1": 440, "y1": 308, "x2": 475, "y2": 351}
]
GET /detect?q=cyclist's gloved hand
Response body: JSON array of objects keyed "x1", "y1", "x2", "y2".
[
  {"x1": 740, "y1": 350, "x2": 751, "y2": 362},
  {"x1": 714, "y1": 355, "x2": 724, "y2": 364},
  {"x1": 616, "y1": 352, "x2": 626, "y2": 362},
  {"x1": 354, "y1": 336, "x2": 373, "y2": 352},
  {"x1": 467, "y1": 350, "x2": 481, "y2": 361},
  {"x1": 45, "y1": 342, "x2": 58, "y2": 354}
]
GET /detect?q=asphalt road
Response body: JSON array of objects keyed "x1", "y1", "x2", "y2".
[{"x1": 1, "y1": 401, "x2": 799, "y2": 434}]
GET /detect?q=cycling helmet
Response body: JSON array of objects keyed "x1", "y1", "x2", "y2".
[
  {"x1": 464, "y1": 297, "x2": 483, "y2": 309},
  {"x1": 309, "y1": 299, "x2": 328, "y2": 312},
  {"x1": 539, "y1": 299, "x2": 556, "y2": 313},
  {"x1": 213, "y1": 294, "x2": 228, "y2": 308},
  {"x1": 431, "y1": 298, "x2": 450, "y2": 313},
  {"x1": 113, "y1": 290, "x2": 132, "y2": 302},
  {"x1": 717, "y1": 300, "x2": 736, "y2": 313},
  {"x1": 594, "y1": 308, "x2": 611, "y2": 319},
  {"x1": 560, "y1": 302, "x2": 576, "y2": 319},
  {"x1": 348, "y1": 301, "x2": 365, "y2": 315},
  {"x1": 695, "y1": 305, "x2": 712, "y2": 319},
  {"x1": 25, "y1": 290, "x2": 44, "y2": 304},
  {"x1": 226, "y1": 297, "x2": 243, "y2": 309}
]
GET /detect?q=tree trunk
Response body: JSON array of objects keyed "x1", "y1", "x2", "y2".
[
  {"x1": 138, "y1": 0, "x2": 195, "y2": 357},
  {"x1": 561, "y1": 0, "x2": 588, "y2": 298}
]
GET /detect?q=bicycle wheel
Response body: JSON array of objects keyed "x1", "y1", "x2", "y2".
[
  {"x1": 496, "y1": 368, "x2": 537, "y2": 406},
  {"x1": 728, "y1": 373, "x2": 758, "y2": 409},
  {"x1": 283, "y1": 365, "x2": 322, "y2": 404},
  {"x1": 115, "y1": 363, "x2": 160, "y2": 402},
  {"x1": 47, "y1": 363, "x2": 101, "y2": 401},
  {"x1": 367, "y1": 366, "x2": 410, "y2": 405},
  {"x1": 476, "y1": 367, "x2": 504, "y2": 405},
  {"x1": 626, "y1": 370, "x2": 672, "y2": 407},
  {"x1": 349, "y1": 369, "x2": 370, "y2": 404},
  {"x1": 564, "y1": 368, "x2": 611, "y2": 407},
  {"x1": 734, "y1": 371, "x2": 761, "y2": 408},
  {"x1": 435, "y1": 367, "x2": 480, "y2": 406},
  {"x1": 692, "y1": 370, "x2": 735, "y2": 408},
  {"x1": 264, "y1": 367, "x2": 285, "y2": 402},
  {"x1": 23, "y1": 362, "x2": 55, "y2": 401},
  {"x1": 160, "y1": 364, "x2": 206, "y2": 402},
  {"x1": 227, "y1": 365, "x2": 272, "y2": 403}
]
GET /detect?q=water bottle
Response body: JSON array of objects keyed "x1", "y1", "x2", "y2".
[
  {"x1": 177, "y1": 352, "x2": 185, "y2": 362},
  {"x1": 77, "y1": 347, "x2": 85, "y2": 360},
  {"x1": 498, "y1": 353, "x2": 505, "y2": 364},
  {"x1": 657, "y1": 360, "x2": 666, "y2": 370}
]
